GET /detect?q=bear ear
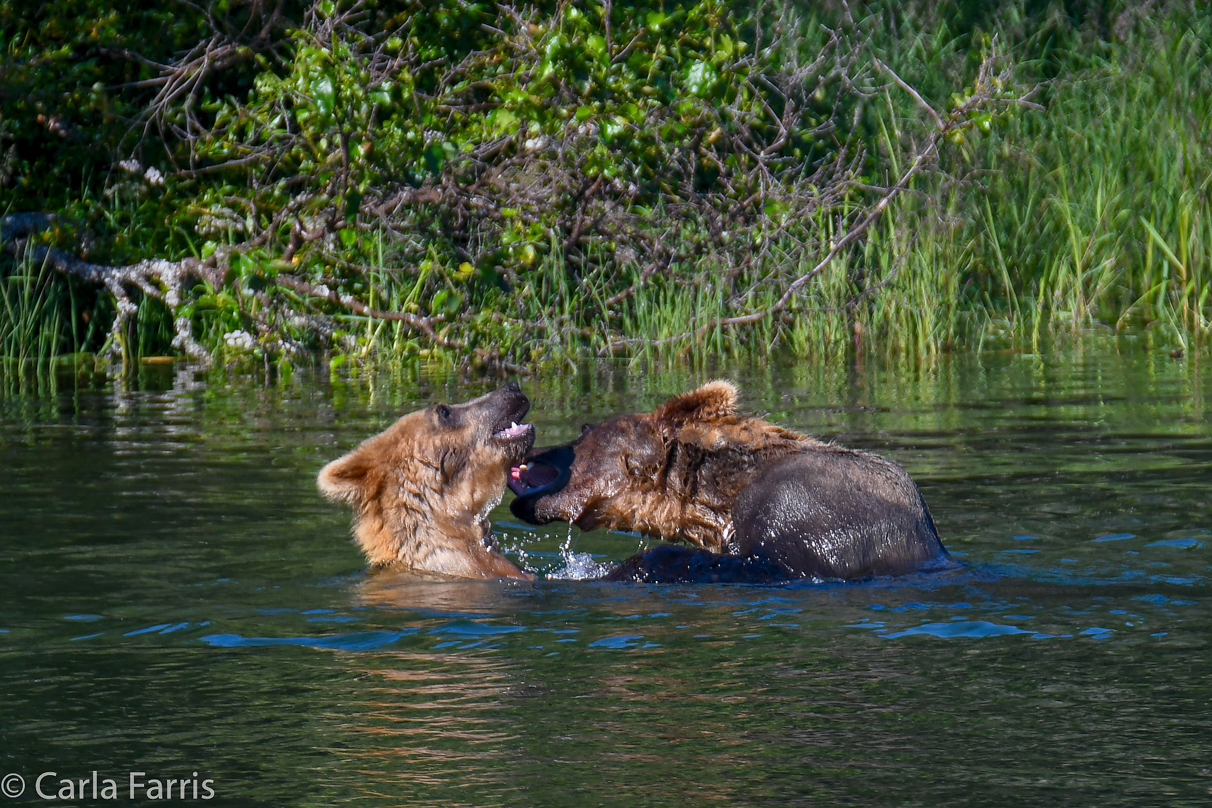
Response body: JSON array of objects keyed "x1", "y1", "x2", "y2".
[
  {"x1": 317, "y1": 447, "x2": 378, "y2": 506},
  {"x1": 654, "y1": 380, "x2": 739, "y2": 432}
]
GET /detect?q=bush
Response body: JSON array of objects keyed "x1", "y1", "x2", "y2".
[{"x1": 2, "y1": 0, "x2": 1207, "y2": 370}]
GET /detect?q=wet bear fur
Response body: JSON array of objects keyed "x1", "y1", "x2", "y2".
[
  {"x1": 510, "y1": 381, "x2": 950, "y2": 582},
  {"x1": 318, "y1": 383, "x2": 535, "y2": 580}
]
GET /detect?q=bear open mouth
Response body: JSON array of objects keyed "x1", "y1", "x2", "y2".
[
  {"x1": 507, "y1": 444, "x2": 575, "y2": 501},
  {"x1": 490, "y1": 397, "x2": 533, "y2": 444},
  {"x1": 508, "y1": 459, "x2": 560, "y2": 495},
  {"x1": 492, "y1": 421, "x2": 534, "y2": 441},
  {"x1": 508, "y1": 444, "x2": 576, "y2": 522}
]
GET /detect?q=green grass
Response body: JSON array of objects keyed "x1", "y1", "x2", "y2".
[
  {"x1": 957, "y1": 10, "x2": 1212, "y2": 348},
  {"x1": 0, "y1": 249, "x2": 110, "y2": 394}
]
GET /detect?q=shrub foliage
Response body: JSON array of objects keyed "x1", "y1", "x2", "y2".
[{"x1": 1, "y1": 1, "x2": 1209, "y2": 368}]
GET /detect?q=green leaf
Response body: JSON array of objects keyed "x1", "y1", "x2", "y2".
[
  {"x1": 763, "y1": 199, "x2": 788, "y2": 218},
  {"x1": 601, "y1": 117, "x2": 626, "y2": 143},
  {"x1": 311, "y1": 76, "x2": 335, "y2": 117},
  {"x1": 369, "y1": 83, "x2": 392, "y2": 107},
  {"x1": 431, "y1": 289, "x2": 463, "y2": 314},
  {"x1": 684, "y1": 61, "x2": 718, "y2": 97},
  {"x1": 491, "y1": 108, "x2": 519, "y2": 135}
]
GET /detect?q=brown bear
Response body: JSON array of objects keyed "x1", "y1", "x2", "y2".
[
  {"x1": 318, "y1": 383, "x2": 535, "y2": 580},
  {"x1": 508, "y1": 381, "x2": 951, "y2": 582}
]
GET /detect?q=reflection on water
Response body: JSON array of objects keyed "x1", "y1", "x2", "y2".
[{"x1": 2, "y1": 342, "x2": 1211, "y2": 806}]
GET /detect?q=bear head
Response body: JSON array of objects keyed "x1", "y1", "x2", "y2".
[
  {"x1": 318, "y1": 383, "x2": 535, "y2": 573},
  {"x1": 508, "y1": 380, "x2": 739, "y2": 530}
]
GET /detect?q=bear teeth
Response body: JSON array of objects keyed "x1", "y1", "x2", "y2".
[{"x1": 496, "y1": 422, "x2": 529, "y2": 439}]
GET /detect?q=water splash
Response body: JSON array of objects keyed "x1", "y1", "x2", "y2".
[
  {"x1": 543, "y1": 523, "x2": 601, "y2": 579},
  {"x1": 495, "y1": 526, "x2": 547, "y2": 575},
  {"x1": 560, "y1": 523, "x2": 576, "y2": 558},
  {"x1": 546, "y1": 552, "x2": 614, "y2": 581}
]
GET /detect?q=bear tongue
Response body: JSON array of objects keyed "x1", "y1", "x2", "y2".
[
  {"x1": 507, "y1": 474, "x2": 529, "y2": 496},
  {"x1": 508, "y1": 461, "x2": 559, "y2": 494},
  {"x1": 494, "y1": 421, "x2": 530, "y2": 439}
]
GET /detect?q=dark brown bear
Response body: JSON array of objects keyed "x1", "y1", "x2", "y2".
[{"x1": 509, "y1": 381, "x2": 950, "y2": 582}]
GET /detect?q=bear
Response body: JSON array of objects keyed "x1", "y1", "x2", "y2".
[
  {"x1": 318, "y1": 382, "x2": 535, "y2": 580},
  {"x1": 508, "y1": 380, "x2": 951, "y2": 582}
]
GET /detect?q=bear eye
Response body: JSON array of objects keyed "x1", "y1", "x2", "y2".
[
  {"x1": 436, "y1": 404, "x2": 453, "y2": 422},
  {"x1": 579, "y1": 423, "x2": 594, "y2": 436}
]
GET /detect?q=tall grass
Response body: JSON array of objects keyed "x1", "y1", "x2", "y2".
[
  {"x1": 0, "y1": 250, "x2": 109, "y2": 394},
  {"x1": 759, "y1": 4, "x2": 1212, "y2": 363},
  {"x1": 1, "y1": 255, "x2": 65, "y2": 367},
  {"x1": 960, "y1": 9, "x2": 1212, "y2": 348}
]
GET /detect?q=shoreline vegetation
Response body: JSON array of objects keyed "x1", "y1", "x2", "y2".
[{"x1": 1, "y1": 1, "x2": 1210, "y2": 376}]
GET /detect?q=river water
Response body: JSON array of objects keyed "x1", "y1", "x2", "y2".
[{"x1": 2, "y1": 342, "x2": 1210, "y2": 806}]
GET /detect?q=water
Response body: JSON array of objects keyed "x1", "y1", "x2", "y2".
[{"x1": 3, "y1": 343, "x2": 1211, "y2": 806}]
